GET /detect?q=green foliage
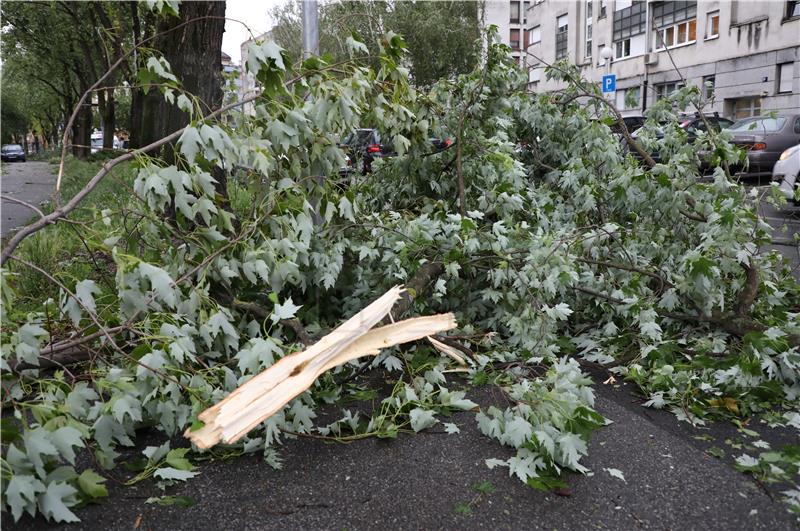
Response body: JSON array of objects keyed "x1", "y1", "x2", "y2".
[
  {"x1": 2, "y1": 29, "x2": 799, "y2": 523},
  {"x1": 268, "y1": 0, "x2": 480, "y2": 86}
]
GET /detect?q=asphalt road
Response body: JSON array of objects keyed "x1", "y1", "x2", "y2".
[
  {"x1": 0, "y1": 160, "x2": 57, "y2": 239},
  {"x1": 10, "y1": 381, "x2": 798, "y2": 530}
]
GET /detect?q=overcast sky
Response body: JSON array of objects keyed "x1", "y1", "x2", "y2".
[{"x1": 222, "y1": 0, "x2": 283, "y2": 64}]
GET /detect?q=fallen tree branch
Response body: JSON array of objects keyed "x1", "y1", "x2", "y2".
[
  {"x1": 735, "y1": 263, "x2": 759, "y2": 317},
  {"x1": 186, "y1": 286, "x2": 457, "y2": 449},
  {"x1": 576, "y1": 257, "x2": 672, "y2": 293},
  {"x1": 389, "y1": 261, "x2": 444, "y2": 321}
]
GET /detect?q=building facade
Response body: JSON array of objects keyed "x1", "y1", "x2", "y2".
[
  {"x1": 493, "y1": 0, "x2": 800, "y2": 119},
  {"x1": 483, "y1": 1, "x2": 533, "y2": 65}
]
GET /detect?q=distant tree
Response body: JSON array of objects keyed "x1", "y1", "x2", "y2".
[{"x1": 268, "y1": 0, "x2": 480, "y2": 86}]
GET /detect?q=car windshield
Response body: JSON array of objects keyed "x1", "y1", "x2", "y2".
[
  {"x1": 2, "y1": 145, "x2": 23, "y2": 152},
  {"x1": 342, "y1": 130, "x2": 376, "y2": 147},
  {"x1": 726, "y1": 117, "x2": 787, "y2": 133}
]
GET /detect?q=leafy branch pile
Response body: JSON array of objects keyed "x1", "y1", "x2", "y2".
[{"x1": 2, "y1": 30, "x2": 799, "y2": 522}]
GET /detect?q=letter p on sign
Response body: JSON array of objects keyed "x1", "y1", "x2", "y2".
[{"x1": 602, "y1": 74, "x2": 616, "y2": 93}]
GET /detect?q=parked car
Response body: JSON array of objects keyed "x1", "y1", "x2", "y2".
[
  {"x1": 90, "y1": 130, "x2": 123, "y2": 154},
  {"x1": 622, "y1": 113, "x2": 734, "y2": 165},
  {"x1": 773, "y1": 143, "x2": 800, "y2": 204},
  {"x1": 339, "y1": 129, "x2": 453, "y2": 175},
  {"x1": 1, "y1": 144, "x2": 26, "y2": 162},
  {"x1": 339, "y1": 128, "x2": 394, "y2": 174},
  {"x1": 725, "y1": 114, "x2": 800, "y2": 180},
  {"x1": 611, "y1": 115, "x2": 646, "y2": 136}
]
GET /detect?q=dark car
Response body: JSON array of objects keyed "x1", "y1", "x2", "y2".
[
  {"x1": 623, "y1": 113, "x2": 734, "y2": 166},
  {"x1": 1, "y1": 144, "x2": 26, "y2": 162},
  {"x1": 724, "y1": 114, "x2": 800, "y2": 180},
  {"x1": 340, "y1": 129, "x2": 453, "y2": 175},
  {"x1": 611, "y1": 115, "x2": 646, "y2": 135}
]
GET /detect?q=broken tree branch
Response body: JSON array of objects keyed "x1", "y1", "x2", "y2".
[{"x1": 186, "y1": 286, "x2": 456, "y2": 449}]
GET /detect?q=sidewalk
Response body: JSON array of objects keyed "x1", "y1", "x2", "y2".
[{"x1": 0, "y1": 161, "x2": 56, "y2": 238}]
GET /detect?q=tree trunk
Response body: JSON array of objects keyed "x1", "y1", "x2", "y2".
[
  {"x1": 129, "y1": 89, "x2": 145, "y2": 149},
  {"x1": 73, "y1": 104, "x2": 92, "y2": 159},
  {"x1": 139, "y1": 1, "x2": 226, "y2": 194},
  {"x1": 103, "y1": 88, "x2": 116, "y2": 149}
]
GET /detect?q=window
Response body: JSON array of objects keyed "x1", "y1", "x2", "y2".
[
  {"x1": 530, "y1": 66, "x2": 542, "y2": 83},
  {"x1": 732, "y1": 98, "x2": 761, "y2": 120},
  {"x1": 778, "y1": 62, "x2": 794, "y2": 93},
  {"x1": 530, "y1": 25, "x2": 541, "y2": 44},
  {"x1": 615, "y1": 87, "x2": 640, "y2": 110},
  {"x1": 655, "y1": 81, "x2": 685, "y2": 100},
  {"x1": 615, "y1": 89, "x2": 627, "y2": 110},
  {"x1": 653, "y1": 1, "x2": 697, "y2": 49},
  {"x1": 524, "y1": 1, "x2": 530, "y2": 23},
  {"x1": 510, "y1": 28, "x2": 521, "y2": 50},
  {"x1": 599, "y1": 0, "x2": 607, "y2": 18},
  {"x1": 787, "y1": 1, "x2": 800, "y2": 19},
  {"x1": 524, "y1": 28, "x2": 530, "y2": 49},
  {"x1": 655, "y1": 19, "x2": 697, "y2": 49},
  {"x1": 556, "y1": 14, "x2": 569, "y2": 60},
  {"x1": 626, "y1": 86, "x2": 641, "y2": 108},
  {"x1": 706, "y1": 11, "x2": 719, "y2": 39},
  {"x1": 585, "y1": 0, "x2": 593, "y2": 59},
  {"x1": 613, "y1": 1, "x2": 645, "y2": 59},
  {"x1": 702, "y1": 75, "x2": 715, "y2": 100},
  {"x1": 616, "y1": 39, "x2": 631, "y2": 58},
  {"x1": 510, "y1": 1, "x2": 520, "y2": 23}
]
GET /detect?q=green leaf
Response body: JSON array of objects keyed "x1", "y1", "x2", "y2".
[
  {"x1": 5, "y1": 475, "x2": 45, "y2": 522},
  {"x1": 49, "y1": 426, "x2": 84, "y2": 465},
  {"x1": 74, "y1": 280, "x2": 100, "y2": 314},
  {"x1": 472, "y1": 480, "x2": 495, "y2": 494},
  {"x1": 153, "y1": 467, "x2": 199, "y2": 482},
  {"x1": 146, "y1": 495, "x2": 196, "y2": 507},
  {"x1": 165, "y1": 448, "x2": 194, "y2": 471},
  {"x1": 178, "y1": 126, "x2": 202, "y2": 162},
  {"x1": 77, "y1": 470, "x2": 108, "y2": 500},
  {"x1": 409, "y1": 408, "x2": 438, "y2": 432},
  {"x1": 454, "y1": 502, "x2": 472, "y2": 516},
  {"x1": 271, "y1": 298, "x2": 302, "y2": 324},
  {"x1": 39, "y1": 481, "x2": 80, "y2": 523},
  {"x1": 603, "y1": 467, "x2": 626, "y2": 482}
]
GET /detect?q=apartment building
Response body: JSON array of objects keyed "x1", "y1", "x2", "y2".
[
  {"x1": 512, "y1": 0, "x2": 800, "y2": 119},
  {"x1": 483, "y1": 1, "x2": 534, "y2": 65}
]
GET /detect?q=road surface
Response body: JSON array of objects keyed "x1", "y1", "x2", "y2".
[{"x1": 1, "y1": 161, "x2": 57, "y2": 239}]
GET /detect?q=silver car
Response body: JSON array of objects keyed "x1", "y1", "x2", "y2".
[
  {"x1": 726, "y1": 114, "x2": 800, "y2": 180},
  {"x1": 774, "y1": 144, "x2": 800, "y2": 204}
]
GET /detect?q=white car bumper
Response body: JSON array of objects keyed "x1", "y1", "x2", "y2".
[{"x1": 772, "y1": 149, "x2": 800, "y2": 201}]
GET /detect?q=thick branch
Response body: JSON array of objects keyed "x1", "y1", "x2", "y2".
[
  {"x1": 735, "y1": 263, "x2": 759, "y2": 317},
  {"x1": 388, "y1": 261, "x2": 445, "y2": 320}
]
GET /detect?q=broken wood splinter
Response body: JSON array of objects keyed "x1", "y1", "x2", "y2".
[{"x1": 185, "y1": 286, "x2": 457, "y2": 449}]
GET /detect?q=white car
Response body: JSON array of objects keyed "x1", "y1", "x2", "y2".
[{"x1": 773, "y1": 144, "x2": 800, "y2": 204}]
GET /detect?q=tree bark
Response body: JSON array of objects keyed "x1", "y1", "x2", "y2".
[
  {"x1": 103, "y1": 88, "x2": 116, "y2": 149},
  {"x1": 72, "y1": 103, "x2": 91, "y2": 159},
  {"x1": 138, "y1": 1, "x2": 227, "y2": 195}
]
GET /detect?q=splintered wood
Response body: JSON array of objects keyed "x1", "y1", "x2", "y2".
[{"x1": 185, "y1": 286, "x2": 456, "y2": 449}]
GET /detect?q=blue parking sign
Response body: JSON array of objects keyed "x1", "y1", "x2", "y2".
[{"x1": 602, "y1": 74, "x2": 616, "y2": 93}]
